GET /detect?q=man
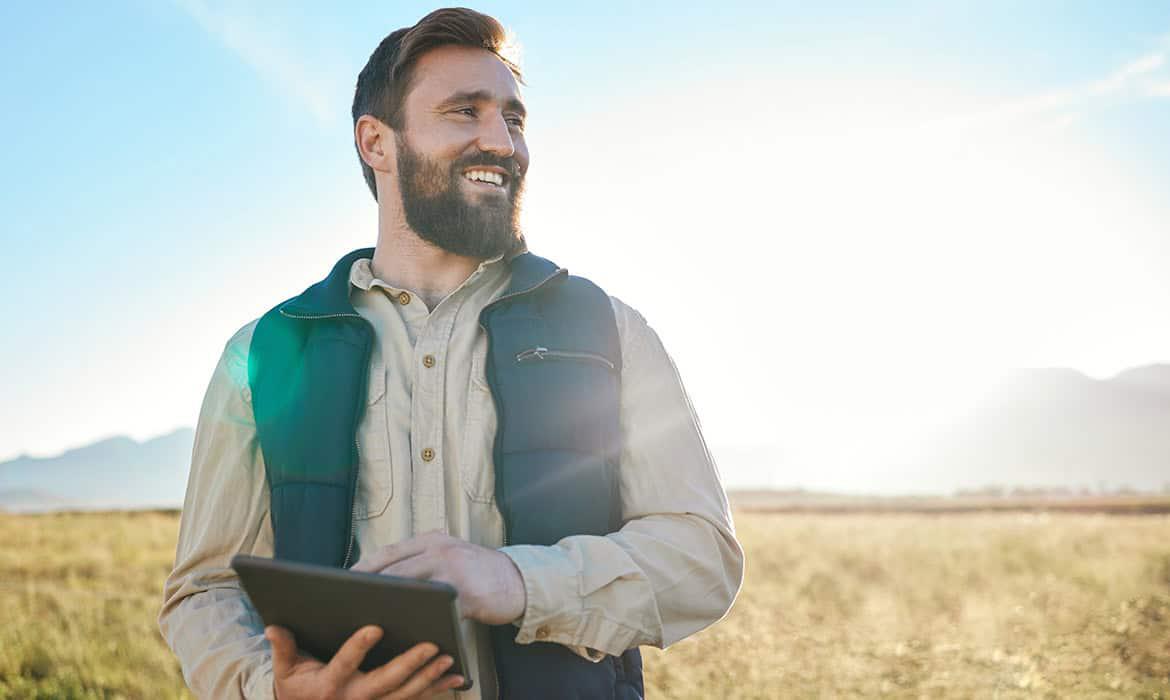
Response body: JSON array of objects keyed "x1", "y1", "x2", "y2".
[{"x1": 159, "y1": 8, "x2": 743, "y2": 699}]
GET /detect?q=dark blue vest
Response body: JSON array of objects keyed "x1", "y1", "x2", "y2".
[{"x1": 248, "y1": 247, "x2": 643, "y2": 699}]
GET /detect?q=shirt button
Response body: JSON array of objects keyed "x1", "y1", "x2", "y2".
[
  {"x1": 535, "y1": 625, "x2": 551, "y2": 640},
  {"x1": 422, "y1": 354, "x2": 436, "y2": 368},
  {"x1": 421, "y1": 447, "x2": 435, "y2": 462},
  {"x1": 396, "y1": 291, "x2": 411, "y2": 305}
]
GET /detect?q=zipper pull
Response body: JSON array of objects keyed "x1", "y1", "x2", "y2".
[{"x1": 515, "y1": 346, "x2": 549, "y2": 362}]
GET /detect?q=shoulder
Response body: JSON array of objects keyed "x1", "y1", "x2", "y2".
[
  {"x1": 608, "y1": 295, "x2": 667, "y2": 373},
  {"x1": 222, "y1": 318, "x2": 260, "y2": 362},
  {"x1": 215, "y1": 319, "x2": 260, "y2": 400},
  {"x1": 608, "y1": 296, "x2": 650, "y2": 339}
]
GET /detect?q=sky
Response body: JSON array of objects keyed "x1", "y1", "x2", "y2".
[{"x1": 2, "y1": 1, "x2": 1169, "y2": 490}]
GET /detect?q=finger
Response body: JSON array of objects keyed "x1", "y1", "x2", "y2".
[
  {"x1": 356, "y1": 642, "x2": 439, "y2": 696},
  {"x1": 383, "y1": 654, "x2": 454, "y2": 699},
  {"x1": 425, "y1": 673, "x2": 468, "y2": 698},
  {"x1": 265, "y1": 625, "x2": 298, "y2": 679},
  {"x1": 324, "y1": 625, "x2": 383, "y2": 682},
  {"x1": 352, "y1": 533, "x2": 441, "y2": 573},
  {"x1": 379, "y1": 553, "x2": 438, "y2": 581}
]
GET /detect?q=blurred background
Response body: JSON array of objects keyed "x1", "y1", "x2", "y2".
[
  {"x1": 3, "y1": 1, "x2": 1170, "y2": 503},
  {"x1": 1, "y1": 2, "x2": 1169, "y2": 698},
  {"x1": 4, "y1": 1, "x2": 1170, "y2": 505}
]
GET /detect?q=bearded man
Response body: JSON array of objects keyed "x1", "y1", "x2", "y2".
[{"x1": 159, "y1": 8, "x2": 743, "y2": 699}]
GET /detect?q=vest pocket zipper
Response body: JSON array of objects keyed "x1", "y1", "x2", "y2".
[{"x1": 514, "y1": 346, "x2": 615, "y2": 371}]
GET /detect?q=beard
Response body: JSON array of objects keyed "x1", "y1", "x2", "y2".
[{"x1": 394, "y1": 134, "x2": 524, "y2": 259}]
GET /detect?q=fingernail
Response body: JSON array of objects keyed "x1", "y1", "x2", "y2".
[{"x1": 439, "y1": 655, "x2": 453, "y2": 669}]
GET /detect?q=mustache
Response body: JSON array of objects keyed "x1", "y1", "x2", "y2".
[{"x1": 452, "y1": 154, "x2": 522, "y2": 180}]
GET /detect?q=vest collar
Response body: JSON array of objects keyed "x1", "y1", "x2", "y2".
[{"x1": 278, "y1": 245, "x2": 566, "y2": 320}]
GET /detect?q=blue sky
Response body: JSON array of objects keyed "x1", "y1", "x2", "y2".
[{"x1": 3, "y1": 2, "x2": 1169, "y2": 490}]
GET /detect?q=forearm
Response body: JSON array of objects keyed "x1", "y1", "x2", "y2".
[
  {"x1": 159, "y1": 320, "x2": 276, "y2": 698},
  {"x1": 160, "y1": 584, "x2": 275, "y2": 700},
  {"x1": 501, "y1": 510, "x2": 743, "y2": 657}
]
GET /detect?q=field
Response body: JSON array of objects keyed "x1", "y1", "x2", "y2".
[{"x1": 1, "y1": 509, "x2": 1168, "y2": 699}]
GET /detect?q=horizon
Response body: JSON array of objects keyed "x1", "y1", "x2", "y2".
[{"x1": 3, "y1": 3, "x2": 1170, "y2": 494}]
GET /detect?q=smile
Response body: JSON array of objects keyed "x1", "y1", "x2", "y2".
[{"x1": 462, "y1": 167, "x2": 509, "y2": 191}]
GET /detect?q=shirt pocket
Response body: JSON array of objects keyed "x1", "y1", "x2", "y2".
[
  {"x1": 461, "y1": 345, "x2": 498, "y2": 504},
  {"x1": 355, "y1": 359, "x2": 394, "y2": 519}
]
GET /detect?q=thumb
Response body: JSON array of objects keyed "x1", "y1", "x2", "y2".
[{"x1": 265, "y1": 625, "x2": 297, "y2": 678}]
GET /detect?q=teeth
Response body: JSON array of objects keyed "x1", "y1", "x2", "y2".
[{"x1": 464, "y1": 170, "x2": 504, "y2": 186}]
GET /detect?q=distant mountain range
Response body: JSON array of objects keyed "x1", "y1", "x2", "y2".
[
  {"x1": 2, "y1": 365, "x2": 1168, "y2": 512},
  {"x1": 0, "y1": 429, "x2": 193, "y2": 512},
  {"x1": 911, "y1": 364, "x2": 1170, "y2": 494}
]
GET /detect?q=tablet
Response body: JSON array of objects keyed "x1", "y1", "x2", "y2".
[{"x1": 231, "y1": 554, "x2": 473, "y2": 691}]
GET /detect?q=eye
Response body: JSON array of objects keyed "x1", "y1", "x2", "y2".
[
  {"x1": 505, "y1": 115, "x2": 526, "y2": 129},
  {"x1": 454, "y1": 107, "x2": 477, "y2": 117}
]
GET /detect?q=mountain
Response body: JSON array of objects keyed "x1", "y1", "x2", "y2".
[
  {"x1": 0, "y1": 428, "x2": 193, "y2": 512},
  {"x1": 906, "y1": 365, "x2": 1170, "y2": 494},
  {"x1": 4, "y1": 364, "x2": 1170, "y2": 512}
]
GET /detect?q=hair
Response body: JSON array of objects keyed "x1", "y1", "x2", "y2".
[{"x1": 351, "y1": 8, "x2": 523, "y2": 202}]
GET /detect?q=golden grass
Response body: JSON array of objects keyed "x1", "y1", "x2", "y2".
[
  {"x1": 644, "y1": 513, "x2": 1170, "y2": 699},
  {"x1": 1, "y1": 510, "x2": 1168, "y2": 698},
  {"x1": 0, "y1": 511, "x2": 189, "y2": 699}
]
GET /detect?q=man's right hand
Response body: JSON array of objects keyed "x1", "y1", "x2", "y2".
[{"x1": 265, "y1": 625, "x2": 465, "y2": 700}]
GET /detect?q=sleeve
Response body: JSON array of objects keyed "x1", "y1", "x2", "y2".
[
  {"x1": 499, "y1": 298, "x2": 745, "y2": 658},
  {"x1": 157, "y1": 320, "x2": 278, "y2": 700}
]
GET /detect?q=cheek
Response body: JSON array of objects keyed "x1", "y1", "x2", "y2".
[{"x1": 514, "y1": 140, "x2": 530, "y2": 173}]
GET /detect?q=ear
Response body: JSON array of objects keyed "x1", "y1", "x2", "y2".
[{"x1": 355, "y1": 114, "x2": 397, "y2": 175}]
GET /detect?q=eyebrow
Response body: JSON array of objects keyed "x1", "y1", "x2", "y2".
[{"x1": 438, "y1": 89, "x2": 527, "y2": 118}]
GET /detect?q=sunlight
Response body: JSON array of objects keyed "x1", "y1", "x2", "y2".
[{"x1": 524, "y1": 72, "x2": 1170, "y2": 489}]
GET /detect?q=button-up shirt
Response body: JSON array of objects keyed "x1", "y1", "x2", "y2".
[{"x1": 158, "y1": 253, "x2": 744, "y2": 699}]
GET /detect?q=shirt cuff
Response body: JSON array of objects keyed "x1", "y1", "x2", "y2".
[{"x1": 499, "y1": 544, "x2": 640, "y2": 659}]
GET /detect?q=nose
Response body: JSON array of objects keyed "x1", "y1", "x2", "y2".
[{"x1": 476, "y1": 110, "x2": 515, "y2": 159}]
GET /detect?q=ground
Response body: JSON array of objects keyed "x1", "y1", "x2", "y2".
[{"x1": 1, "y1": 509, "x2": 1167, "y2": 698}]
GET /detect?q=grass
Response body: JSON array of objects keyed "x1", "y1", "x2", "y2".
[{"x1": 1, "y1": 510, "x2": 1168, "y2": 698}]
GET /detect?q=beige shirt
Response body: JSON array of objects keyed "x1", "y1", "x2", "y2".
[{"x1": 159, "y1": 254, "x2": 744, "y2": 699}]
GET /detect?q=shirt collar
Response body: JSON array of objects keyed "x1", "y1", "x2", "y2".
[{"x1": 349, "y1": 239, "x2": 523, "y2": 294}]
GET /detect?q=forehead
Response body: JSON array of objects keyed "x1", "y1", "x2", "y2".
[{"x1": 406, "y1": 44, "x2": 523, "y2": 108}]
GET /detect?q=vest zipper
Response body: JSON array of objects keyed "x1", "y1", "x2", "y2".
[
  {"x1": 278, "y1": 307, "x2": 366, "y2": 569},
  {"x1": 491, "y1": 640, "x2": 501, "y2": 700},
  {"x1": 514, "y1": 346, "x2": 616, "y2": 371},
  {"x1": 342, "y1": 432, "x2": 360, "y2": 569},
  {"x1": 479, "y1": 266, "x2": 566, "y2": 551}
]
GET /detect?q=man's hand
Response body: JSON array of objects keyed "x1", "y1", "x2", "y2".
[
  {"x1": 266, "y1": 624, "x2": 464, "y2": 700},
  {"x1": 352, "y1": 531, "x2": 527, "y2": 625}
]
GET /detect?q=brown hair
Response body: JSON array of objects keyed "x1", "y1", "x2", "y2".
[{"x1": 351, "y1": 8, "x2": 522, "y2": 201}]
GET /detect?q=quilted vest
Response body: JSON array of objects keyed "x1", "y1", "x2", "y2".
[{"x1": 248, "y1": 247, "x2": 643, "y2": 699}]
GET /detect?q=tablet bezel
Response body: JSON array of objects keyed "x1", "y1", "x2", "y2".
[{"x1": 231, "y1": 554, "x2": 474, "y2": 691}]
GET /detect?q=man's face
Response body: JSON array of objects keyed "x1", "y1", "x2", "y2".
[{"x1": 393, "y1": 45, "x2": 529, "y2": 259}]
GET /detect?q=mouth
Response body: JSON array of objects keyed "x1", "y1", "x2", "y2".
[{"x1": 461, "y1": 166, "x2": 511, "y2": 193}]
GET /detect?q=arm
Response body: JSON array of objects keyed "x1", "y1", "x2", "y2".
[
  {"x1": 499, "y1": 298, "x2": 745, "y2": 657},
  {"x1": 158, "y1": 321, "x2": 278, "y2": 700}
]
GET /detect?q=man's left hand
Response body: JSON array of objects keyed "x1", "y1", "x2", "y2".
[{"x1": 351, "y1": 531, "x2": 527, "y2": 626}]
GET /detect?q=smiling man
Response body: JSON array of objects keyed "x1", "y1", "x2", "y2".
[{"x1": 159, "y1": 8, "x2": 743, "y2": 700}]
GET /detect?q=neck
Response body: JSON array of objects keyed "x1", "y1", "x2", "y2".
[{"x1": 370, "y1": 206, "x2": 484, "y2": 310}]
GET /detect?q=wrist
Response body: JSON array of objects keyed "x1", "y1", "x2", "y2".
[
  {"x1": 496, "y1": 547, "x2": 528, "y2": 625},
  {"x1": 504, "y1": 551, "x2": 527, "y2": 623}
]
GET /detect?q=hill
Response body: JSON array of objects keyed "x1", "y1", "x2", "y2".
[
  {"x1": 0, "y1": 429, "x2": 193, "y2": 512},
  {"x1": 909, "y1": 364, "x2": 1170, "y2": 493}
]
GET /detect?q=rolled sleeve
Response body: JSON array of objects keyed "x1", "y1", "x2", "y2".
[
  {"x1": 500, "y1": 541, "x2": 645, "y2": 659},
  {"x1": 499, "y1": 298, "x2": 744, "y2": 657},
  {"x1": 158, "y1": 320, "x2": 277, "y2": 700}
]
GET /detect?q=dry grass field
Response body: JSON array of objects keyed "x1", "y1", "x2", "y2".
[{"x1": 1, "y1": 509, "x2": 1168, "y2": 699}]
